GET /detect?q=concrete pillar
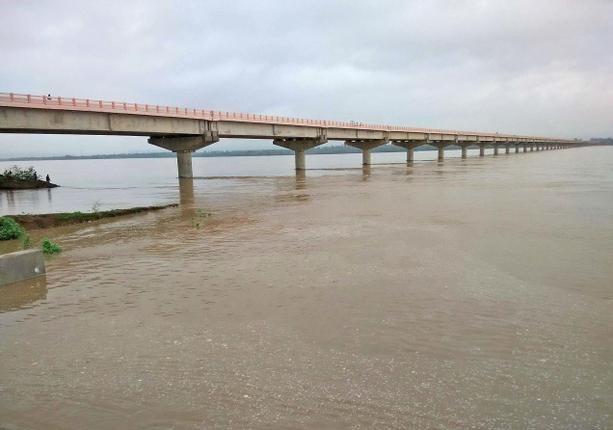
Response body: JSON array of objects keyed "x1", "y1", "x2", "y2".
[
  {"x1": 362, "y1": 149, "x2": 371, "y2": 166},
  {"x1": 479, "y1": 144, "x2": 485, "y2": 157},
  {"x1": 515, "y1": 144, "x2": 519, "y2": 153},
  {"x1": 523, "y1": 144, "x2": 527, "y2": 152},
  {"x1": 493, "y1": 144, "x2": 499, "y2": 156},
  {"x1": 407, "y1": 146, "x2": 415, "y2": 163},
  {"x1": 274, "y1": 136, "x2": 327, "y2": 170},
  {"x1": 345, "y1": 139, "x2": 388, "y2": 166},
  {"x1": 148, "y1": 132, "x2": 219, "y2": 179},
  {"x1": 295, "y1": 148, "x2": 306, "y2": 170},
  {"x1": 392, "y1": 141, "x2": 421, "y2": 164},
  {"x1": 179, "y1": 178, "x2": 195, "y2": 206},
  {"x1": 461, "y1": 145, "x2": 468, "y2": 159},
  {"x1": 176, "y1": 150, "x2": 193, "y2": 178},
  {"x1": 437, "y1": 144, "x2": 445, "y2": 161}
]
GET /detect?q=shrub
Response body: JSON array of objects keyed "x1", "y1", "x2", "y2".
[
  {"x1": 0, "y1": 217, "x2": 25, "y2": 240},
  {"x1": 1, "y1": 165, "x2": 38, "y2": 181},
  {"x1": 42, "y1": 238, "x2": 61, "y2": 254}
]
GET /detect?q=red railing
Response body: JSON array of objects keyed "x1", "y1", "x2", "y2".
[{"x1": 0, "y1": 92, "x2": 558, "y2": 141}]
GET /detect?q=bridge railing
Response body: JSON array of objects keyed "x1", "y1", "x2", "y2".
[{"x1": 0, "y1": 92, "x2": 564, "y2": 141}]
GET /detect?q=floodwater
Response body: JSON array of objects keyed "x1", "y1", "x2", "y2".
[
  {"x1": 2, "y1": 148, "x2": 486, "y2": 215},
  {"x1": 0, "y1": 147, "x2": 612, "y2": 429}
]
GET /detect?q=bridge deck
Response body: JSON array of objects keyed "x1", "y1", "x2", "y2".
[{"x1": 0, "y1": 92, "x2": 570, "y2": 143}]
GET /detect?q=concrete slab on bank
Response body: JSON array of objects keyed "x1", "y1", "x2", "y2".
[{"x1": 0, "y1": 249, "x2": 46, "y2": 286}]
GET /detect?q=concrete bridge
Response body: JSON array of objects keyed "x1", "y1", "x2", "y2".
[{"x1": 0, "y1": 93, "x2": 581, "y2": 178}]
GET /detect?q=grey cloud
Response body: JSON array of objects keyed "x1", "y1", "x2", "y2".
[{"x1": 1, "y1": 0, "x2": 612, "y2": 156}]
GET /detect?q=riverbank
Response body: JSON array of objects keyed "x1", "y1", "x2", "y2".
[{"x1": 10, "y1": 204, "x2": 178, "y2": 230}]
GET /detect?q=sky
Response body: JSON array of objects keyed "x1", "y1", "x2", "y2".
[{"x1": 1, "y1": 0, "x2": 612, "y2": 157}]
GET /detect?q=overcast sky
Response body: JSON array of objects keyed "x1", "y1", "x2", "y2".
[{"x1": 1, "y1": 0, "x2": 612, "y2": 157}]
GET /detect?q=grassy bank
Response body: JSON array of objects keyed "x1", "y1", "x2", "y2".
[{"x1": 11, "y1": 204, "x2": 178, "y2": 230}]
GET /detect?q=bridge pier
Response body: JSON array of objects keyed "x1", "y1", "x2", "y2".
[
  {"x1": 345, "y1": 139, "x2": 388, "y2": 165},
  {"x1": 273, "y1": 136, "x2": 327, "y2": 170},
  {"x1": 435, "y1": 143, "x2": 447, "y2": 161},
  {"x1": 505, "y1": 144, "x2": 510, "y2": 154},
  {"x1": 392, "y1": 141, "x2": 421, "y2": 163},
  {"x1": 479, "y1": 144, "x2": 485, "y2": 157},
  {"x1": 493, "y1": 144, "x2": 499, "y2": 156},
  {"x1": 148, "y1": 132, "x2": 219, "y2": 178},
  {"x1": 176, "y1": 150, "x2": 194, "y2": 178},
  {"x1": 515, "y1": 143, "x2": 519, "y2": 153},
  {"x1": 460, "y1": 144, "x2": 468, "y2": 159}
]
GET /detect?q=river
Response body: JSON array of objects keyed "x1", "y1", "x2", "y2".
[{"x1": 0, "y1": 147, "x2": 612, "y2": 429}]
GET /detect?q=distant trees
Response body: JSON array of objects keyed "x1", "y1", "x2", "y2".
[{"x1": 589, "y1": 138, "x2": 613, "y2": 145}]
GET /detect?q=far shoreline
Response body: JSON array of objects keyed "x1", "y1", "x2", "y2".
[{"x1": 0, "y1": 144, "x2": 438, "y2": 162}]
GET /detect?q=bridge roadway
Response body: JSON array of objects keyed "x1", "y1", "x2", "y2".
[{"x1": 0, "y1": 93, "x2": 580, "y2": 178}]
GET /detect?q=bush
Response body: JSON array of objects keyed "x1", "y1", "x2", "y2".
[
  {"x1": 42, "y1": 238, "x2": 61, "y2": 254},
  {"x1": 1, "y1": 165, "x2": 38, "y2": 181},
  {"x1": 0, "y1": 217, "x2": 25, "y2": 240}
]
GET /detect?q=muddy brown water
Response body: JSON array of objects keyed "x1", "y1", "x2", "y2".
[{"x1": 1, "y1": 148, "x2": 612, "y2": 429}]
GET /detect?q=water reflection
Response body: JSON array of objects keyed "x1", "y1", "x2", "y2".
[
  {"x1": 0, "y1": 277, "x2": 47, "y2": 313},
  {"x1": 361, "y1": 165, "x2": 371, "y2": 181},
  {"x1": 294, "y1": 171, "x2": 306, "y2": 190},
  {"x1": 4, "y1": 190, "x2": 15, "y2": 209}
]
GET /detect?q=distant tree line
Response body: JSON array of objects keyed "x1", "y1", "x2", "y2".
[
  {"x1": 3, "y1": 139, "x2": 609, "y2": 162},
  {"x1": 589, "y1": 138, "x2": 613, "y2": 145},
  {"x1": 1, "y1": 144, "x2": 438, "y2": 161}
]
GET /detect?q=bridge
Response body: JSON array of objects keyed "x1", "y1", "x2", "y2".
[{"x1": 0, "y1": 92, "x2": 580, "y2": 178}]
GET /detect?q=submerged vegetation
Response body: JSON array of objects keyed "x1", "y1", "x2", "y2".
[
  {"x1": 192, "y1": 208, "x2": 212, "y2": 228},
  {"x1": 0, "y1": 216, "x2": 58, "y2": 254},
  {"x1": 12, "y1": 204, "x2": 177, "y2": 230},
  {"x1": 41, "y1": 238, "x2": 61, "y2": 255},
  {"x1": 2, "y1": 204, "x2": 177, "y2": 255}
]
